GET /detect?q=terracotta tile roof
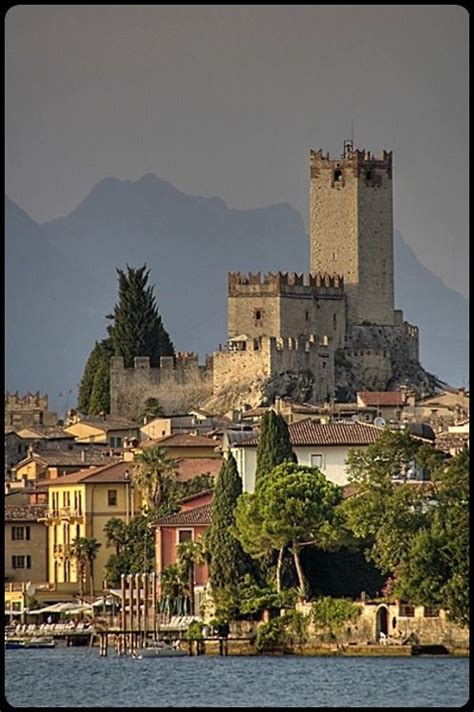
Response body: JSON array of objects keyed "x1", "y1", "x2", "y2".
[
  {"x1": 156, "y1": 503, "x2": 212, "y2": 526},
  {"x1": 17, "y1": 426, "x2": 75, "y2": 440},
  {"x1": 178, "y1": 489, "x2": 214, "y2": 504},
  {"x1": 16, "y1": 449, "x2": 121, "y2": 467},
  {"x1": 145, "y1": 432, "x2": 221, "y2": 448},
  {"x1": 5, "y1": 504, "x2": 47, "y2": 521},
  {"x1": 175, "y1": 457, "x2": 222, "y2": 481},
  {"x1": 239, "y1": 419, "x2": 384, "y2": 447},
  {"x1": 357, "y1": 391, "x2": 404, "y2": 407},
  {"x1": 342, "y1": 483, "x2": 364, "y2": 499},
  {"x1": 67, "y1": 416, "x2": 139, "y2": 432},
  {"x1": 43, "y1": 461, "x2": 131, "y2": 485}
]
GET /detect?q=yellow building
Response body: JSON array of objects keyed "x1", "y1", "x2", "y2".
[
  {"x1": 64, "y1": 416, "x2": 139, "y2": 446},
  {"x1": 40, "y1": 461, "x2": 142, "y2": 595},
  {"x1": 5, "y1": 503, "x2": 48, "y2": 584},
  {"x1": 13, "y1": 449, "x2": 119, "y2": 485},
  {"x1": 140, "y1": 432, "x2": 221, "y2": 460}
]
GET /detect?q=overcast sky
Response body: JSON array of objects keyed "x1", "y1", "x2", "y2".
[{"x1": 5, "y1": 5, "x2": 468, "y2": 298}]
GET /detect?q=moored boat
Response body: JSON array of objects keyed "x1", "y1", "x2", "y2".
[
  {"x1": 5, "y1": 636, "x2": 55, "y2": 650},
  {"x1": 132, "y1": 640, "x2": 187, "y2": 659}
]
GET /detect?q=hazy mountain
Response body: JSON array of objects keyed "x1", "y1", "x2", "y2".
[{"x1": 5, "y1": 178, "x2": 468, "y2": 413}]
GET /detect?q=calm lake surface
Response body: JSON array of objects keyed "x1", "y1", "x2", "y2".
[{"x1": 5, "y1": 648, "x2": 469, "y2": 708}]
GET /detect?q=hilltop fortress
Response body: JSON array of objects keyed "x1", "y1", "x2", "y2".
[{"x1": 110, "y1": 142, "x2": 435, "y2": 418}]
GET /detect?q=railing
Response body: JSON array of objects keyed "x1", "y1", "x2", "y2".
[
  {"x1": 42, "y1": 508, "x2": 84, "y2": 519},
  {"x1": 53, "y1": 544, "x2": 73, "y2": 558}
]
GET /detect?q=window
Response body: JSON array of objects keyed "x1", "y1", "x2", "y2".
[
  {"x1": 333, "y1": 169, "x2": 342, "y2": 182},
  {"x1": 108, "y1": 489, "x2": 118, "y2": 506},
  {"x1": 12, "y1": 555, "x2": 31, "y2": 569},
  {"x1": 12, "y1": 526, "x2": 30, "y2": 541},
  {"x1": 305, "y1": 311, "x2": 309, "y2": 321},
  {"x1": 423, "y1": 607, "x2": 439, "y2": 618},
  {"x1": 399, "y1": 603, "x2": 415, "y2": 617},
  {"x1": 333, "y1": 313, "x2": 337, "y2": 330},
  {"x1": 255, "y1": 310, "x2": 262, "y2": 321},
  {"x1": 311, "y1": 454, "x2": 323, "y2": 469},
  {"x1": 178, "y1": 529, "x2": 193, "y2": 544}
]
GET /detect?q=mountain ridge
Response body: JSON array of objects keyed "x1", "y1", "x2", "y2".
[{"x1": 5, "y1": 176, "x2": 469, "y2": 412}]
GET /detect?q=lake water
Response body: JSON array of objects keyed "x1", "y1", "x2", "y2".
[{"x1": 5, "y1": 648, "x2": 469, "y2": 708}]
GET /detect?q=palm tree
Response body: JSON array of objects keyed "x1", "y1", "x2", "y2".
[
  {"x1": 71, "y1": 537, "x2": 102, "y2": 599},
  {"x1": 177, "y1": 540, "x2": 205, "y2": 616},
  {"x1": 70, "y1": 537, "x2": 89, "y2": 601},
  {"x1": 103, "y1": 518, "x2": 127, "y2": 555},
  {"x1": 132, "y1": 445, "x2": 178, "y2": 512},
  {"x1": 84, "y1": 538, "x2": 102, "y2": 597}
]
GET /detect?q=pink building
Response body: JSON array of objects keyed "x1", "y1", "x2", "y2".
[{"x1": 154, "y1": 490, "x2": 213, "y2": 599}]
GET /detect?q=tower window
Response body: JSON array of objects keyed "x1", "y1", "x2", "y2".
[
  {"x1": 333, "y1": 314, "x2": 337, "y2": 330},
  {"x1": 255, "y1": 310, "x2": 261, "y2": 320},
  {"x1": 305, "y1": 311, "x2": 309, "y2": 321},
  {"x1": 366, "y1": 170, "x2": 372, "y2": 180},
  {"x1": 333, "y1": 169, "x2": 342, "y2": 182}
]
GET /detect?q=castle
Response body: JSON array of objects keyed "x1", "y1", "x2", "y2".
[{"x1": 110, "y1": 142, "x2": 432, "y2": 419}]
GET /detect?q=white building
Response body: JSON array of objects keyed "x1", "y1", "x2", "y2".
[{"x1": 230, "y1": 419, "x2": 386, "y2": 492}]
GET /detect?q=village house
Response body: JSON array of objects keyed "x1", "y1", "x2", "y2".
[
  {"x1": 4, "y1": 427, "x2": 30, "y2": 478},
  {"x1": 139, "y1": 431, "x2": 222, "y2": 460},
  {"x1": 5, "y1": 502, "x2": 48, "y2": 584},
  {"x1": 230, "y1": 420, "x2": 393, "y2": 491},
  {"x1": 12, "y1": 449, "x2": 121, "y2": 487},
  {"x1": 64, "y1": 415, "x2": 140, "y2": 447},
  {"x1": 5, "y1": 391, "x2": 58, "y2": 430},
  {"x1": 356, "y1": 388, "x2": 416, "y2": 423},
  {"x1": 40, "y1": 461, "x2": 142, "y2": 595},
  {"x1": 140, "y1": 410, "x2": 233, "y2": 441},
  {"x1": 154, "y1": 490, "x2": 212, "y2": 614},
  {"x1": 413, "y1": 388, "x2": 469, "y2": 432}
]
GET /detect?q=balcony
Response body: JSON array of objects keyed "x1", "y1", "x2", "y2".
[
  {"x1": 53, "y1": 544, "x2": 73, "y2": 559},
  {"x1": 40, "y1": 508, "x2": 84, "y2": 521}
]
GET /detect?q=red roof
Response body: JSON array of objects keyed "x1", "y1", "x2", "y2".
[
  {"x1": 5, "y1": 504, "x2": 47, "y2": 521},
  {"x1": 358, "y1": 391, "x2": 404, "y2": 407},
  {"x1": 175, "y1": 457, "x2": 222, "y2": 481},
  {"x1": 43, "y1": 461, "x2": 131, "y2": 485},
  {"x1": 145, "y1": 432, "x2": 221, "y2": 448},
  {"x1": 239, "y1": 419, "x2": 384, "y2": 447},
  {"x1": 156, "y1": 503, "x2": 212, "y2": 527}
]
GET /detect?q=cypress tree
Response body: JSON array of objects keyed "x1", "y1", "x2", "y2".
[
  {"x1": 88, "y1": 359, "x2": 111, "y2": 415},
  {"x1": 78, "y1": 338, "x2": 114, "y2": 414},
  {"x1": 208, "y1": 453, "x2": 252, "y2": 589},
  {"x1": 255, "y1": 410, "x2": 296, "y2": 488},
  {"x1": 110, "y1": 264, "x2": 174, "y2": 367}
]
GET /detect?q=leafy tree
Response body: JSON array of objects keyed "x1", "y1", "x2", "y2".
[
  {"x1": 142, "y1": 397, "x2": 164, "y2": 422},
  {"x1": 342, "y1": 428, "x2": 445, "y2": 573},
  {"x1": 132, "y1": 445, "x2": 178, "y2": 512},
  {"x1": 255, "y1": 410, "x2": 296, "y2": 489},
  {"x1": 394, "y1": 448, "x2": 469, "y2": 626},
  {"x1": 110, "y1": 264, "x2": 174, "y2": 368},
  {"x1": 257, "y1": 462, "x2": 344, "y2": 596},
  {"x1": 310, "y1": 596, "x2": 360, "y2": 641},
  {"x1": 208, "y1": 454, "x2": 253, "y2": 589}
]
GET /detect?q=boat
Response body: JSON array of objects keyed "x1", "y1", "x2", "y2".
[
  {"x1": 132, "y1": 640, "x2": 187, "y2": 659},
  {"x1": 5, "y1": 636, "x2": 55, "y2": 650}
]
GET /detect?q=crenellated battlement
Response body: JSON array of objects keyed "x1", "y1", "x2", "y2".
[
  {"x1": 228, "y1": 271, "x2": 344, "y2": 296},
  {"x1": 110, "y1": 354, "x2": 207, "y2": 372},
  {"x1": 5, "y1": 391, "x2": 49, "y2": 408},
  {"x1": 310, "y1": 146, "x2": 392, "y2": 179},
  {"x1": 226, "y1": 333, "x2": 330, "y2": 354}
]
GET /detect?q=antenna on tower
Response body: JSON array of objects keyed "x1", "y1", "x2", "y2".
[{"x1": 351, "y1": 120, "x2": 354, "y2": 146}]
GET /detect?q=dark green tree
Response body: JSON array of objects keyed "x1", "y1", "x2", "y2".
[
  {"x1": 110, "y1": 264, "x2": 174, "y2": 368},
  {"x1": 78, "y1": 338, "x2": 114, "y2": 414},
  {"x1": 394, "y1": 448, "x2": 469, "y2": 626},
  {"x1": 255, "y1": 410, "x2": 296, "y2": 489},
  {"x1": 208, "y1": 454, "x2": 253, "y2": 589},
  {"x1": 88, "y1": 358, "x2": 111, "y2": 415}
]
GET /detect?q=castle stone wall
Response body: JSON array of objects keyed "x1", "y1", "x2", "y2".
[
  {"x1": 213, "y1": 335, "x2": 334, "y2": 403},
  {"x1": 228, "y1": 272, "x2": 346, "y2": 348},
  {"x1": 110, "y1": 356, "x2": 213, "y2": 419}
]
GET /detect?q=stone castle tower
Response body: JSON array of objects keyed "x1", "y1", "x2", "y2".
[
  {"x1": 310, "y1": 141, "x2": 395, "y2": 326},
  {"x1": 110, "y1": 141, "x2": 435, "y2": 418}
]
